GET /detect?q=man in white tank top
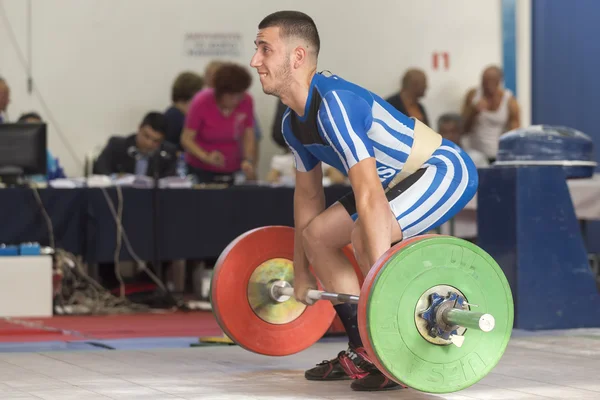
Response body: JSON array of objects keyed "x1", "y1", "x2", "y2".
[{"x1": 461, "y1": 66, "x2": 521, "y2": 162}]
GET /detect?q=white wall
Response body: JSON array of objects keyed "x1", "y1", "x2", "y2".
[{"x1": 0, "y1": 0, "x2": 503, "y2": 177}]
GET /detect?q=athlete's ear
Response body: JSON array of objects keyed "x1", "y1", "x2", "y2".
[{"x1": 292, "y1": 46, "x2": 308, "y2": 69}]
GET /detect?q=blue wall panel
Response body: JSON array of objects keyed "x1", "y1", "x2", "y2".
[
  {"x1": 502, "y1": 0, "x2": 517, "y2": 96},
  {"x1": 532, "y1": 0, "x2": 600, "y2": 168},
  {"x1": 532, "y1": 1, "x2": 600, "y2": 254}
]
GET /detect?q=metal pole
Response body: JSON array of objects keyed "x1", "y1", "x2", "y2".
[
  {"x1": 273, "y1": 282, "x2": 359, "y2": 304},
  {"x1": 443, "y1": 309, "x2": 496, "y2": 332}
]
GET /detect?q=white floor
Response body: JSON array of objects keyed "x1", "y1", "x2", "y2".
[{"x1": 0, "y1": 330, "x2": 599, "y2": 400}]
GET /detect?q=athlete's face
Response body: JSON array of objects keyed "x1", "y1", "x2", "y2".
[{"x1": 250, "y1": 27, "x2": 292, "y2": 96}]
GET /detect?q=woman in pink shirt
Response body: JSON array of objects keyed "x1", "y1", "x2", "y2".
[{"x1": 181, "y1": 63, "x2": 257, "y2": 185}]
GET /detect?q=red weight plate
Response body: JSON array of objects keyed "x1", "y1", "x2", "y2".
[
  {"x1": 357, "y1": 234, "x2": 439, "y2": 386},
  {"x1": 211, "y1": 226, "x2": 336, "y2": 356}
]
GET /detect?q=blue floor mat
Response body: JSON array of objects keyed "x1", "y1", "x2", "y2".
[
  {"x1": 0, "y1": 336, "x2": 202, "y2": 353},
  {"x1": 89, "y1": 336, "x2": 200, "y2": 350},
  {"x1": 0, "y1": 341, "x2": 101, "y2": 353}
]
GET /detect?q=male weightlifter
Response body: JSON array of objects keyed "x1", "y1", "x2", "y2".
[{"x1": 250, "y1": 11, "x2": 478, "y2": 391}]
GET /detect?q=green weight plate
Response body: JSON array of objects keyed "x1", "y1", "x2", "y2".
[{"x1": 360, "y1": 235, "x2": 513, "y2": 394}]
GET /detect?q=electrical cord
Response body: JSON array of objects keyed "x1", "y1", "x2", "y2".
[
  {"x1": 113, "y1": 184, "x2": 126, "y2": 299},
  {"x1": 99, "y1": 186, "x2": 171, "y2": 295},
  {"x1": 31, "y1": 187, "x2": 153, "y2": 314},
  {"x1": 33, "y1": 181, "x2": 176, "y2": 311},
  {"x1": 31, "y1": 185, "x2": 54, "y2": 249}
]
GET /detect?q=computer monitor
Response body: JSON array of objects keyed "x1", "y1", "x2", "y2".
[{"x1": 0, "y1": 123, "x2": 47, "y2": 183}]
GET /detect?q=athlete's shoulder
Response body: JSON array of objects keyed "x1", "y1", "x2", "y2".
[
  {"x1": 313, "y1": 73, "x2": 408, "y2": 119},
  {"x1": 313, "y1": 72, "x2": 375, "y2": 105}
]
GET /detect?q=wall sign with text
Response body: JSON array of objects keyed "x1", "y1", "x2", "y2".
[
  {"x1": 184, "y1": 33, "x2": 243, "y2": 57},
  {"x1": 432, "y1": 52, "x2": 450, "y2": 70}
]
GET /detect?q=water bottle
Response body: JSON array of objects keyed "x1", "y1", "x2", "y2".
[
  {"x1": 176, "y1": 152, "x2": 187, "y2": 178},
  {"x1": 47, "y1": 154, "x2": 57, "y2": 180}
]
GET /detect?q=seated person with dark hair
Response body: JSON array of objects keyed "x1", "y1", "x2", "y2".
[
  {"x1": 17, "y1": 111, "x2": 66, "y2": 180},
  {"x1": 94, "y1": 112, "x2": 177, "y2": 178},
  {"x1": 164, "y1": 71, "x2": 204, "y2": 150},
  {"x1": 17, "y1": 112, "x2": 43, "y2": 124}
]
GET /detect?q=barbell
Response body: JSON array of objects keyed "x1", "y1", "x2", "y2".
[
  {"x1": 210, "y1": 226, "x2": 514, "y2": 394},
  {"x1": 270, "y1": 280, "x2": 496, "y2": 334}
]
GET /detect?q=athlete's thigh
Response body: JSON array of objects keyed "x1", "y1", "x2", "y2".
[
  {"x1": 389, "y1": 144, "x2": 478, "y2": 239},
  {"x1": 338, "y1": 188, "x2": 403, "y2": 245},
  {"x1": 305, "y1": 201, "x2": 355, "y2": 249}
]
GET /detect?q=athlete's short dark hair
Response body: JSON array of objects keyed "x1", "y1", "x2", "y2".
[{"x1": 258, "y1": 11, "x2": 320, "y2": 56}]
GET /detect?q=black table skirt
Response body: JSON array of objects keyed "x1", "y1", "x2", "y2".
[
  {"x1": 84, "y1": 185, "x2": 351, "y2": 263},
  {"x1": 0, "y1": 188, "x2": 86, "y2": 255}
]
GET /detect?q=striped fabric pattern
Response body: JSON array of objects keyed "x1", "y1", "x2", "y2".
[{"x1": 281, "y1": 73, "x2": 478, "y2": 236}]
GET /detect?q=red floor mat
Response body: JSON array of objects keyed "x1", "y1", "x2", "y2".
[
  {"x1": 0, "y1": 311, "x2": 222, "y2": 342},
  {"x1": 0, "y1": 326, "x2": 82, "y2": 342}
]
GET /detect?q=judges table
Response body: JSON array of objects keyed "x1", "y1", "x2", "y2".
[
  {"x1": 0, "y1": 188, "x2": 86, "y2": 255},
  {"x1": 86, "y1": 185, "x2": 350, "y2": 263}
]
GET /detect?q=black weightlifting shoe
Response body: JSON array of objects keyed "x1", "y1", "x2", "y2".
[{"x1": 304, "y1": 350, "x2": 352, "y2": 381}]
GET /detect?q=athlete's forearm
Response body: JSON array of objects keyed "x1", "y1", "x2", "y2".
[
  {"x1": 356, "y1": 195, "x2": 393, "y2": 269},
  {"x1": 293, "y1": 186, "x2": 325, "y2": 277}
]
